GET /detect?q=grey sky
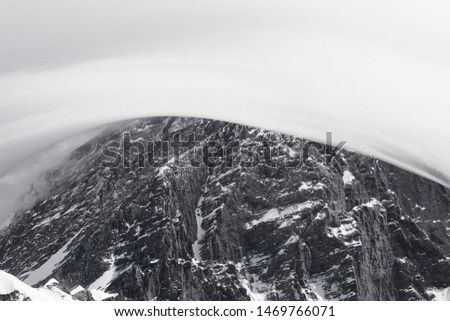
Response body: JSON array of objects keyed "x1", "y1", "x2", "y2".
[{"x1": 1, "y1": 0, "x2": 450, "y2": 226}]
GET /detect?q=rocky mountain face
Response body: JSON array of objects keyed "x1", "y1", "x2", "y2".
[{"x1": 0, "y1": 117, "x2": 449, "y2": 301}]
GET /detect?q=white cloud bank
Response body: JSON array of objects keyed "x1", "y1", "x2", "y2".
[{"x1": 0, "y1": 0, "x2": 450, "y2": 227}]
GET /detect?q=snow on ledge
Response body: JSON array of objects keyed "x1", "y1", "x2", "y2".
[{"x1": 342, "y1": 170, "x2": 355, "y2": 185}]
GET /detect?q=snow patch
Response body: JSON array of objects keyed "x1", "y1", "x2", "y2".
[
  {"x1": 353, "y1": 198, "x2": 382, "y2": 211},
  {"x1": 236, "y1": 263, "x2": 267, "y2": 301},
  {"x1": 32, "y1": 212, "x2": 61, "y2": 230},
  {"x1": 365, "y1": 198, "x2": 381, "y2": 208},
  {"x1": 280, "y1": 201, "x2": 319, "y2": 216},
  {"x1": 299, "y1": 181, "x2": 325, "y2": 191},
  {"x1": 88, "y1": 254, "x2": 118, "y2": 291},
  {"x1": 328, "y1": 217, "x2": 360, "y2": 247},
  {"x1": 91, "y1": 289, "x2": 118, "y2": 301},
  {"x1": 70, "y1": 285, "x2": 85, "y2": 296},
  {"x1": 429, "y1": 287, "x2": 450, "y2": 301},
  {"x1": 251, "y1": 208, "x2": 280, "y2": 225},
  {"x1": 247, "y1": 201, "x2": 321, "y2": 229},
  {"x1": 64, "y1": 204, "x2": 79, "y2": 214},
  {"x1": 342, "y1": 170, "x2": 355, "y2": 185},
  {"x1": 414, "y1": 204, "x2": 426, "y2": 211},
  {"x1": 284, "y1": 235, "x2": 300, "y2": 246},
  {"x1": 22, "y1": 230, "x2": 82, "y2": 286},
  {"x1": 309, "y1": 276, "x2": 327, "y2": 301},
  {"x1": 192, "y1": 195, "x2": 206, "y2": 262}
]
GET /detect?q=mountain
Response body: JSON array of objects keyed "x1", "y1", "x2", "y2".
[{"x1": 1, "y1": 117, "x2": 449, "y2": 301}]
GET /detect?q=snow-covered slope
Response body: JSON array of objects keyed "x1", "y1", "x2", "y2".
[
  {"x1": 428, "y1": 287, "x2": 450, "y2": 301},
  {"x1": 0, "y1": 271, "x2": 72, "y2": 301},
  {"x1": 0, "y1": 270, "x2": 115, "y2": 301}
]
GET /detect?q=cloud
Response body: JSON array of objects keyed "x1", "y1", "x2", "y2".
[{"x1": 1, "y1": 0, "x2": 450, "y2": 226}]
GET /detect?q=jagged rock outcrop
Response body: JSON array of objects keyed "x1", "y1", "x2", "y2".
[
  {"x1": 0, "y1": 117, "x2": 449, "y2": 301},
  {"x1": 0, "y1": 270, "x2": 97, "y2": 301},
  {"x1": 0, "y1": 290, "x2": 31, "y2": 301}
]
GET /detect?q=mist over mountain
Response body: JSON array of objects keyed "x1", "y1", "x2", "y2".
[
  {"x1": 2, "y1": 0, "x2": 450, "y2": 200},
  {"x1": 1, "y1": 117, "x2": 449, "y2": 301}
]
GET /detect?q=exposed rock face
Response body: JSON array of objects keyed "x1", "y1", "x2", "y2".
[
  {"x1": 0, "y1": 117, "x2": 449, "y2": 301},
  {"x1": 0, "y1": 290, "x2": 31, "y2": 301}
]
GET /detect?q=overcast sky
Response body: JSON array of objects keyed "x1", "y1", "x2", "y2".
[{"x1": 1, "y1": 0, "x2": 450, "y2": 226}]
